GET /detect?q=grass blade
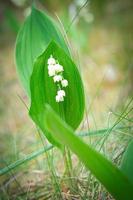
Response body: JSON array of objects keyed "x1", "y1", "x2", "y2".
[{"x1": 0, "y1": 145, "x2": 53, "y2": 176}]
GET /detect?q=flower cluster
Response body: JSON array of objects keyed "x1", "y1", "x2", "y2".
[{"x1": 47, "y1": 55, "x2": 68, "y2": 102}]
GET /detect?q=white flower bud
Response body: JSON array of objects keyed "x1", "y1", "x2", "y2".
[
  {"x1": 47, "y1": 55, "x2": 56, "y2": 65},
  {"x1": 61, "y1": 79, "x2": 68, "y2": 87},
  {"x1": 55, "y1": 64, "x2": 64, "y2": 73},
  {"x1": 53, "y1": 75, "x2": 63, "y2": 82}
]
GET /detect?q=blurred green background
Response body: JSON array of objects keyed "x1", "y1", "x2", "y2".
[{"x1": 0, "y1": 0, "x2": 133, "y2": 198}]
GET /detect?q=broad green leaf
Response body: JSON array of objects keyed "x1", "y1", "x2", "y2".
[
  {"x1": 120, "y1": 139, "x2": 133, "y2": 185},
  {"x1": 43, "y1": 104, "x2": 133, "y2": 200},
  {"x1": 29, "y1": 40, "x2": 85, "y2": 146},
  {"x1": 15, "y1": 6, "x2": 70, "y2": 96}
]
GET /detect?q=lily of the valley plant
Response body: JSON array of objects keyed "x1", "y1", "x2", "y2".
[{"x1": 15, "y1": 5, "x2": 133, "y2": 200}]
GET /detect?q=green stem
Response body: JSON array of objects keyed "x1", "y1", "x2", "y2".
[
  {"x1": 37, "y1": 129, "x2": 63, "y2": 199},
  {"x1": 46, "y1": 149, "x2": 63, "y2": 199},
  {"x1": 59, "y1": 102, "x2": 74, "y2": 190}
]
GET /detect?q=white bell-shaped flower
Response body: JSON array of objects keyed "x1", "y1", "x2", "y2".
[
  {"x1": 55, "y1": 64, "x2": 64, "y2": 73},
  {"x1": 61, "y1": 79, "x2": 68, "y2": 87},
  {"x1": 56, "y1": 90, "x2": 65, "y2": 102},
  {"x1": 53, "y1": 75, "x2": 63, "y2": 82},
  {"x1": 57, "y1": 89, "x2": 65, "y2": 97},
  {"x1": 48, "y1": 68, "x2": 56, "y2": 77},
  {"x1": 55, "y1": 94, "x2": 64, "y2": 102},
  {"x1": 47, "y1": 55, "x2": 56, "y2": 65},
  {"x1": 48, "y1": 64, "x2": 54, "y2": 71}
]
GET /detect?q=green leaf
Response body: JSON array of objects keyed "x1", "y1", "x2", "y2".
[
  {"x1": 120, "y1": 139, "x2": 133, "y2": 185},
  {"x1": 29, "y1": 40, "x2": 85, "y2": 146},
  {"x1": 15, "y1": 6, "x2": 70, "y2": 96},
  {"x1": 43, "y1": 104, "x2": 133, "y2": 200}
]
